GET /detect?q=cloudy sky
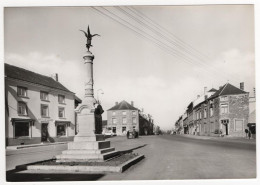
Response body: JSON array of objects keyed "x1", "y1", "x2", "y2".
[{"x1": 4, "y1": 5, "x2": 255, "y2": 130}]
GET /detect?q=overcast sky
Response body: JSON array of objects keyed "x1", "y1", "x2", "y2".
[{"x1": 4, "y1": 5, "x2": 255, "y2": 130}]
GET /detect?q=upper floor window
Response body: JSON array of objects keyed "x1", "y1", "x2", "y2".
[
  {"x1": 132, "y1": 117, "x2": 137, "y2": 124},
  {"x1": 112, "y1": 118, "x2": 117, "y2": 124},
  {"x1": 17, "y1": 86, "x2": 27, "y2": 97},
  {"x1": 199, "y1": 111, "x2": 202, "y2": 119},
  {"x1": 112, "y1": 111, "x2": 116, "y2": 116},
  {"x1": 123, "y1": 117, "x2": 127, "y2": 124},
  {"x1": 58, "y1": 107, "x2": 65, "y2": 118},
  {"x1": 220, "y1": 96, "x2": 228, "y2": 101},
  {"x1": 40, "y1": 91, "x2": 49, "y2": 101},
  {"x1": 132, "y1": 111, "x2": 137, "y2": 116},
  {"x1": 204, "y1": 108, "x2": 207, "y2": 118},
  {"x1": 210, "y1": 107, "x2": 213, "y2": 117},
  {"x1": 122, "y1": 111, "x2": 126, "y2": 116},
  {"x1": 41, "y1": 104, "x2": 49, "y2": 117},
  {"x1": 220, "y1": 104, "x2": 228, "y2": 114},
  {"x1": 18, "y1": 102, "x2": 27, "y2": 116},
  {"x1": 58, "y1": 95, "x2": 65, "y2": 104}
]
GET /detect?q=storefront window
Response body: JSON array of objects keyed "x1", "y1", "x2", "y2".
[
  {"x1": 57, "y1": 124, "x2": 66, "y2": 136},
  {"x1": 15, "y1": 122, "x2": 30, "y2": 137}
]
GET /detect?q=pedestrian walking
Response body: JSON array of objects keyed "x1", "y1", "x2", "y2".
[
  {"x1": 248, "y1": 129, "x2": 252, "y2": 140},
  {"x1": 245, "y1": 129, "x2": 248, "y2": 138}
]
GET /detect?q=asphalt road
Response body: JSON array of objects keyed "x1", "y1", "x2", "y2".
[
  {"x1": 6, "y1": 135, "x2": 256, "y2": 181},
  {"x1": 6, "y1": 143, "x2": 67, "y2": 171}
]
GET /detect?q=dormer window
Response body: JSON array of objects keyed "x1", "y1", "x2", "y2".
[
  {"x1": 40, "y1": 91, "x2": 49, "y2": 101},
  {"x1": 17, "y1": 86, "x2": 27, "y2": 97},
  {"x1": 58, "y1": 95, "x2": 65, "y2": 104}
]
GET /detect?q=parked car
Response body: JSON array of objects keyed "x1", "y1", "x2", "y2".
[{"x1": 103, "y1": 130, "x2": 117, "y2": 136}]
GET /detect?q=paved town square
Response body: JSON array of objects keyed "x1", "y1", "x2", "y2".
[
  {"x1": 6, "y1": 135, "x2": 256, "y2": 181},
  {"x1": 2, "y1": 3, "x2": 258, "y2": 184}
]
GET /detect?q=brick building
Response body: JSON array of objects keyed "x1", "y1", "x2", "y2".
[
  {"x1": 106, "y1": 100, "x2": 154, "y2": 136},
  {"x1": 175, "y1": 83, "x2": 249, "y2": 137},
  {"x1": 5, "y1": 63, "x2": 79, "y2": 146}
]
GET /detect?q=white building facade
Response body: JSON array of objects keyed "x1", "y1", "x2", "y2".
[{"x1": 5, "y1": 64, "x2": 77, "y2": 146}]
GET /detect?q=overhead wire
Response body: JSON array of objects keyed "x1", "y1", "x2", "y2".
[
  {"x1": 91, "y1": 6, "x2": 232, "y2": 82},
  {"x1": 122, "y1": 6, "x2": 240, "y2": 82}
]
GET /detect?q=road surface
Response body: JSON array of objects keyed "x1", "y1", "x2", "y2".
[{"x1": 6, "y1": 135, "x2": 256, "y2": 181}]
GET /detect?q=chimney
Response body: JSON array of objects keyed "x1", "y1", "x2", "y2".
[
  {"x1": 142, "y1": 108, "x2": 144, "y2": 112},
  {"x1": 197, "y1": 95, "x2": 200, "y2": 98},
  {"x1": 240, "y1": 82, "x2": 244, "y2": 91},
  {"x1": 55, "y1": 73, "x2": 58, "y2": 82},
  {"x1": 115, "y1": 102, "x2": 118, "y2": 105},
  {"x1": 131, "y1": 101, "x2": 134, "y2": 106},
  {"x1": 204, "y1": 87, "x2": 207, "y2": 94}
]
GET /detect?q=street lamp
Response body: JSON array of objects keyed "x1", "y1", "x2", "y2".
[{"x1": 97, "y1": 89, "x2": 104, "y2": 104}]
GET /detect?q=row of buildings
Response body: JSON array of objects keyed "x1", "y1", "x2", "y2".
[
  {"x1": 5, "y1": 63, "x2": 155, "y2": 146},
  {"x1": 175, "y1": 83, "x2": 256, "y2": 138}
]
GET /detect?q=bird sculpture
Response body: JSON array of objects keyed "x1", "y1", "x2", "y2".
[{"x1": 80, "y1": 26, "x2": 100, "y2": 51}]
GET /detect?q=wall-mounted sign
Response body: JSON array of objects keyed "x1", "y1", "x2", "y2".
[{"x1": 38, "y1": 118, "x2": 53, "y2": 122}]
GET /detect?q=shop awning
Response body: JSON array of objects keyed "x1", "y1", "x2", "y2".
[
  {"x1": 11, "y1": 118, "x2": 35, "y2": 125},
  {"x1": 54, "y1": 121, "x2": 71, "y2": 126},
  {"x1": 247, "y1": 123, "x2": 256, "y2": 127}
]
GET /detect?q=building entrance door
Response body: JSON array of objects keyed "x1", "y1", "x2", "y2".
[
  {"x1": 112, "y1": 127, "x2": 116, "y2": 134},
  {"x1": 41, "y1": 123, "x2": 49, "y2": 142},
  {"x1": 225, "y1": 124, "x2": 229, "y2": 135}
]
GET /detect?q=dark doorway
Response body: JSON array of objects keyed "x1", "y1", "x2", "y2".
[
  {"x1": 225, "y1": 124, "x2": 229, "y2": 135},
  {"x1": 41, "y1": 123, "x2": 48, "y2": 142},
  {"x1": 112, "y1": 127, "x2": 116, "y2": 134}
]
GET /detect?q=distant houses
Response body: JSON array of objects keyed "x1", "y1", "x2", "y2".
[
  {"x1": 106, "y1": 100, "x2": 154, "y2": 136},
  {"x1": 5, "y1": 63, "x2": 80, "y2": 146},
  {"x1": 175, "y1": 83, "x2": 252, "y2": 137}
]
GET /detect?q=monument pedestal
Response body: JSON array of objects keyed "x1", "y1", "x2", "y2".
[
  {"x1": 55, "y1": 134, "x2": 118, "y2": 162},
  {"x1": 55, "y1": 96, "x2": 119, "y2": 162}
]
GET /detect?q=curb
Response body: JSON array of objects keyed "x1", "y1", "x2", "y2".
[
  {"x1": 17, "y1": 155, "x2": 145, "y2": 173},
  {"x1": 7, "y1": 142, "x2": 68, "y2": 150}
]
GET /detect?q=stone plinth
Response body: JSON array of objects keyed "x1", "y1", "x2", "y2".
[{"x1": 55, "y1": 49, "x2": 119, "y2": 163}]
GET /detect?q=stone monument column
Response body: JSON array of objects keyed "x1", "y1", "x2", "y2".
[
  {"x1": 74, "y1": 51, "x2": 97, "y2": 140},
  {"x1": 55, "y1": 26, "x2": 118, "y2": 162}
]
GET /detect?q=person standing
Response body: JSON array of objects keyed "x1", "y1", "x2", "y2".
[
  {"x1": 248, "y1": 129, "x2": 252, "y2": 140},
  {"x1": 245, "y1": 129, "x2": 249, "y2": 138}
]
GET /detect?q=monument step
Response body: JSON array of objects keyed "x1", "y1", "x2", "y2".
[
  {"x1": 73, "y1": 134, "x2": 105, "y2": 142},
  {"x1": 68, "y1": 140, "x2": 110, "y2": 150},
  {"x1": 55, "y1": 151, "x2": 119, "y2": 162},
  {"x1": 62, "y1": 147, "x2": 115, "y2": 155}
]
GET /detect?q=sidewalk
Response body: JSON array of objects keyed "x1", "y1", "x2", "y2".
[
  {"x1": 178, "y1": 134, "x2": 256, "y2": 144},
  {"x1": 6, "y1": 141, "x2": 68, "y2": 151}
]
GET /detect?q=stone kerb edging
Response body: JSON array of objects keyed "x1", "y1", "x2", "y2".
[{"x1": 19, "y1": 155, "x2": 145, "y2": 173}]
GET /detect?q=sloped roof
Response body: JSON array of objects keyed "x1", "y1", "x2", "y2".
[
  {"x1": 107, "y1": 100, "x2": 138, "y2": 111},
  {"x1": 74, "y1": 95, "x2": 82, "y2": 103},
  {"x1": 208, "y1": 88, "x2": 217, "y2": 92},
  {"x1": 210, "y1": 83, "x2": 247, "y2": 99},
  {"x1": 5, "y1": 63, "x2": 73, "y2": 93}
]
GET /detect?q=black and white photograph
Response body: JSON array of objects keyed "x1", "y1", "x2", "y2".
[{"x1": 1, "y1": 0, "x2": 259, "y2": 184}]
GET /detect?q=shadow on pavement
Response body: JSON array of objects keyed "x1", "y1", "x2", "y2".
[
  {"x1": 118, "y1": 144, "x2": 147, "y2": 154},
  {"x1": 6, "y1": 169, "x2": 105, "y2": 182}
]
